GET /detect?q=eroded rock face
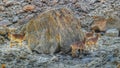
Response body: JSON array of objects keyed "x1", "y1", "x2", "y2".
[
  {"x1": 21, "y1": 7, "x2": 84, "y2": 54},
  {"x1": 105, "y1": 29, "x2": 119, "y2": 37}
]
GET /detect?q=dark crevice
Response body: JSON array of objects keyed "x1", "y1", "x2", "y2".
[
  {"x1": 32, "y1": 50, "x2": 41, "y2": 54},
  {"x1": 118, "y1": 30, "x2": 120, "y2": 37}
]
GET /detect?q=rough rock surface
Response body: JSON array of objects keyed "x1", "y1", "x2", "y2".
[
  {"x1": 105, "y1": 28, "x2": 119, "y2": 37},
  {"x1": 21, "y1": 7, "x2": 84, "y2": 54}
]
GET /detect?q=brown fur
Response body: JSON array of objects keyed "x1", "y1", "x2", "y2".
[
  {"x1": 8, "y1": 33, "x2": 25, "y2": 48},
  {"x1": 71, "y1": 39, "x2": 86, "y2": 57},
  {"x1": 85, "y1": 30, "x2": 95, "y2": 39},
  {"x1": 85, "y1": 33, "x2": 101, "y2": 50},
  {"x1": 91, "y1": 18, "x2": 107, "y2": 31},
  {"x1": 1, "y1": 64, "x2": 5, "y2": 68},
  {"x1": 117, "y1": 64, "x2": 120, "y2": 68},
  {"x1": 91, "y1": 16, "x2": 114, "y2": 31}
]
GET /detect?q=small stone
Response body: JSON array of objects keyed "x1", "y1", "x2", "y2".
[
  {"x1": 105, "y1": 29, "x2": 119, "y2": 37},
  {"x1": 2, "y1": 0, "x2": 7, "y2": 3},
  {"x1": 23, "y1": 5, "x2": 35, "y2": 12},
  {"x1": 25, "y1": 14, "x2": 34, "y2": 19},
  {"x1": 51, "y1": 56, "x2": 59, "y2": 61},
  {"x1": 4, "y1": 1, "x2": 14, "y2": 7},
  {"x1": 0, "y1": 6, "x2": 5, "y2": 11},
  {"x1": 41, "y1": 0, "x2": 47, "y2": 3},
  {"x1": 74, "y1": 2, "x2": 81, "y2": 8},
  {"x1": 12, "y1": 16, "x2": 19, "y2": 23},
  {"x1": 0, "y1": 18, "x2": 2, "y2": 21},
  {"x1": 16, "y1": 10, "x2": 24, "y2": 14},
  {"x1": 70, "y1": 0, "x2": 77, "y2": 4},
  {"x1": 0, "y1": 36, "x2": 5, "y2": 44},
  {"x1": 53, "y1": 0, "x2": 59, "y2": 5},
  {"x1": 0, "y1": 20, "x2": 11, "y2": 26},
  {"x1": 0, "y1": 26, "x2": 7, "y2": 35}
]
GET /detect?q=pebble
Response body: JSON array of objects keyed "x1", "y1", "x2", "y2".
[
  {"x1": 0, "y1": 17, "x2": 2, "y2": 21},
  {"x1": 51, "y1": 56, "x2": 59, "y2": 61},
  {"x1": 70, "y1": 0, "x2": 77, "y2": 4},
  {"x1": 0, "y1": 19, "x2": 11, "y2": 26},
  {"x1": 0, "y1": 6, "x2": 5, "y2": 11},
  {"x1": 12, "y1": 16, "x2": 19, "y2": 23},
  {"x1": 0, "y1": 36, "x2": 4, "y2": 44},
  {"x1": 23, "y1": 5, "x2": 35, "y2": 12},
  {"x1": 0, "y1": 26, "x2": 7, "y2": 35},
  {"x1": 4, "y1": 1, "x2": 14, "y2": 7}
]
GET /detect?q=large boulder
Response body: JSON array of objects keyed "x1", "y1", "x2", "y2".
[{"x1": 21, "y1": 7, "x2": 84, "y2": 54}]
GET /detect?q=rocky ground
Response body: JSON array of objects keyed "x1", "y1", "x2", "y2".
[{"x1": 0, "y1": 0, "x2": 120, "y2": 68}]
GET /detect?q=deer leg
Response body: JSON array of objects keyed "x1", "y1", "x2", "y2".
[
  {"x1": 10, "y1": 41, "x2": 13, "y2": 48},
  {"x1": 19, "y1": 41, "x2": 22, "y2": 47},
  {"x1": 72, "y1": 49, "x2": 77, "y2": 57}
]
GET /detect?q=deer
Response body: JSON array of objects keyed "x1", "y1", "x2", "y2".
[
  {"x1": 8, "y1": 33, "x2": 25, "y2": 48},
  {"x1": 7, "y1": 28, "x2": 26, "y2": 48},
  {"x1": 70, "y1": 39, "x2": 86, "y2": 57},
  {"x1": 85, "y1": 30, "x2": 95, "y2": 39},
  {"x1": 85, "y1": 33, "x2": 101, "y2": 51}
]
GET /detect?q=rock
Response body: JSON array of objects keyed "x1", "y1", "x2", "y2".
[
  {"x1": 21, "y1": 7, "x2": 84, "y2": 54},
  {"x1": 99, "y1": 0, "x2": 106, "y2": 3},
  {"x1": 86, "y1": 0, "x2": 97, "y2": 4},
  {"x1": 36, "y1": 56, "x2": 49, "y2": 64},
  {"x1": 80, "y1": 16, "x2": 94, "y2": 28},
  {"x1": 0, "y1": 20, "x2": 11, "y2": 26},
  {"x1": 50, "y1": 56, "x2": 59, "y2": 61},
  {"x1": 23, "y1": 5, "x2": 35, "y2": 12},
  {"x1": 12, "y1": 16, "x2": 19, "y2": 23},
  {"x1": 0, "y1": 17, "x2": 3, "y2": 21},
  {"x1": 105, "y1": 29, "x2": 119, "y2": 37},
  {"x1": 70, "y1": 0, "x2": 77, "y2": 4},
  {"x1": 0, "y1": 6, "x2": 5, "y2": 11},
  {"x1": 0, "y1": 26, "x2": 8, "y2": 35},
  {"x1": 0, "y1": 36, "x2": 5, "y2": 44},
  {"x1": 4, "y1": 1, "x2": 14, "y2": 7},
  {"x1": 106, "y1": 15, "x2": 120, "y2": 31}
]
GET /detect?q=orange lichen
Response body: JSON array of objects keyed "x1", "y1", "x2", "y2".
[{"x1": 23, "y1": 5, "x2": 35, "y2": 12}]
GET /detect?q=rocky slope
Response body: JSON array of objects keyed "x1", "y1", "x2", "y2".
[{"x1": 0, "y1": 0, "x2": 120, "y2": 68}]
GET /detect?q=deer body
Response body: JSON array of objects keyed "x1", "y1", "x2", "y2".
[
  {"x1": 71, "y1": 39, "x2": 86, "y2": 57},
  {"x1": 85, "y1": 30, "x2": 95, "y2": 39},
  {"x1": 8, "y1": 33, "x2": 25, "y2": 48},
  {"x1": 85, "y1": 33, "x2": 100, "y2": 51}
]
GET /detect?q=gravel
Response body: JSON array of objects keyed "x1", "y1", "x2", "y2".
[{"x1": 0, "y1": 0, "x2": 120, "y2": 68}]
